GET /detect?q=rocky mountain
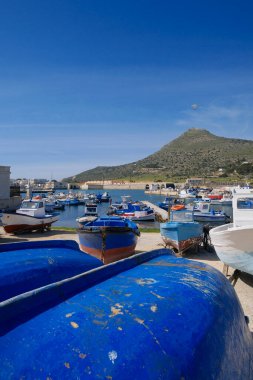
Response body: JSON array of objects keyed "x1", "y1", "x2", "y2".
[{"x1": 63, "y1": 128, "x2": 253, "y2": 182}]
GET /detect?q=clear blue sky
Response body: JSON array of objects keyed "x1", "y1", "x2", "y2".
[{"x1": 1, "y1": 0, "x2": 253, "y2": 180}]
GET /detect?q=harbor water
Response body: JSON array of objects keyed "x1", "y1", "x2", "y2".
[{"x1": 48, "y1": 190, "x2": 233, "y2": 229}]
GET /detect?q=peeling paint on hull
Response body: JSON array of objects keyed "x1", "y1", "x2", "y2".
[{"x1": 0, "y1": 249, "x2": 252, "y2": 379}]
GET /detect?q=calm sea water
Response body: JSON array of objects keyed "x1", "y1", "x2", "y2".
[
  {"x1": 54, "y1": 189, "x2": 165, "y2": 228},
  {"x1": 53, "y1": 189, "x2": 233, "y2": 229}
]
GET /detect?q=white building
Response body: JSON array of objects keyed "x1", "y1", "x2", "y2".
[{"x1": 0, "y1": 166, "x2": 21, "y2": 211}]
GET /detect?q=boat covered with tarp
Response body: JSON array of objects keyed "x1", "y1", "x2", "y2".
[{"x1": 0, "y1": 249, "x2": 252, "y2": 379}]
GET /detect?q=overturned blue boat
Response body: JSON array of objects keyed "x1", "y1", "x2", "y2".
[
  {"x1": 0, "y1": 248, "x2": 252, "y2": 379},
  {"x1": 0, "y1": 240, "x2": 102, "y2": 302}
]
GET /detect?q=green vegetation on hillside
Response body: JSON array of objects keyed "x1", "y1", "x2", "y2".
[{"x1": 63, "y1": 128, "x2": 253, "y2": 182}]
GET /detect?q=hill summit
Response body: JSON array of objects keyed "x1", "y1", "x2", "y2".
[{"x1": 63, "y1": 128, "x2": 253, "y2": 182}]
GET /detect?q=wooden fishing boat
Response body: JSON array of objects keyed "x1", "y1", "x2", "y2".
[
  {"x1": 0, "y1": 249, "x2": 252, "y2": 379},
  {"x1": 160, "y1": 209, "x2": 203, "y2": 253},
  {"x1": 1, "y1": 199, "x2": 59, "y2": 233},
  {"x1": 77, "y1": 216, "x2": 140, "y2": 264}
]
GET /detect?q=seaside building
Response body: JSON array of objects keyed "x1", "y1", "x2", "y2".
[
  {"x1": 44, "y1": 180, "x2": 68, "y2": 190},
  {"x1": 0, "y1": 166, "x2": 21, "y2": 211}
]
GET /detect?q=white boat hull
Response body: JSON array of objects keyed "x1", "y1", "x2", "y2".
[
  {"x1": 1, "y1": 213, "x2": 58, "y2": 233},
  {"x1": 123, "y1": 212, "x2": 155, "y2": 222},
  {"x1": 210, "y1": 223, "x2": 253, "y2": 275}
]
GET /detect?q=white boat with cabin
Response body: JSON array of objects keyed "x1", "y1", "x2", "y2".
[
  {"x1": 193, "y1": 201, "x2": 230, "y2": 223},
  {"x1": 1, "y1": 199, "x2": 59, "y2": 234},
  {"x1": 210, "y1": 188, "x2": 253, "y2": 275}
]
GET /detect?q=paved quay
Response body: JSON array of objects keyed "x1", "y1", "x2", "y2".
[{"x1": 0, "y1": 227, "x2": 252, "y2": 332}]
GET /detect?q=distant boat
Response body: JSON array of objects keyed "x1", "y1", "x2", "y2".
[
  {"x1": 35, "y1": 196, "x2": 65, "y2": 212},
  {"x1": 0, "y1": 249, "x2": 252, "y2": 378},
  {"x1": 97, "y1": 191, "x2": 111, "y2": 203},
  {"x1": 210, "y1": 193, "x2": 233, "y2": 206},
  {"x1": 76, "y1": 203, "x2": 98, "y2": 228},
  {"x1": 57, "y1": 192, "x2": 80, "y2": 205},
  {"x1": 158, "y1": 196, "x2": 178, "y2": 211},
  {"x1": 84, "y1": 202, "x2": 98, "y2": 216},
  {"x1": 1, "y1": 199, "x2": 59, "y2": 234},
  {"x1": 207, "y1": 193, "x2": 223, "y2": 200},
  {"x1": 77, "y1": 216, "x2": 140, "y2": 264},
  {"x1": 178, "y1": 188, "x2": 198, "y2": 199},
  {"x1": 160, "y1": 209, "x2": 203, "y2": 254},
  {"x1": 210, "y1": 188, "x2": 253, "y2": 275},
  {"x1": 193, "y1": 202, "x2": 230, "y2": 223},
  {"x1": 109, "y1": 196, "x2": 155, "y2": 221}
]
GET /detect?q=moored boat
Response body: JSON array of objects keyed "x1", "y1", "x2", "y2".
[
  {"x1": 77, "y1": 216, "x2": 140, "y2": 264},
  {"x1": 1, "y1": 199, "x2": 59, "y2": 233},
  {"x1": 158, "y1": 196, "x2": 179, "y2": 211},
  {"x1": 97, "y1": 191, "x2": 111, "y2": 203},
  {"x1": 209, "y1": 192, "x2": 233, "y2": 206},
  {"x1": 160, "y1": 209, "x2": 203, "y2": 253},
  {"x1": 210, "y1": 188, "x2": 253, "y2": 275},
  {"x1": 193, "y1": 201, "x2": 230, "y2": 223},
  {"x1": 109, "y1": 197, "x2": 155, "y2": 221},
  {"x1": 76, "y1": 203, "x2": 99, "y2": 228},
  {"x1": 0, "y1": 249, "x2": 252, "y2": 379}
]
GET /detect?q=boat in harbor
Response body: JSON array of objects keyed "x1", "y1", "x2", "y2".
[
  {"x1": 193, "y1": 201, "x2": 230, "y2": 223},
  {"x1": 160, "y1": 209, "x2": 203, "y2": 254},
  {"x1": 76, "y1": 203, "x2": 99, "y2": 227},
  {"x1": 96, "y1": 191, "x2": 111, "y2": 203},
  {"x1": 210, "y1": 188, "x2": 253, "y2": 275},
  {"x1": 0, "y1": 240, "x2": 102, "y2": 302},
  {"x1": 1, "y1": 199, "x2": 59, "y2": 233},
  {"x1": 108, "y1": 196, "x2": 155, "y2": 221},
  {"x1": 158, "y1": 195, "x2": 179, "y2": 211},
  {"x1": 0, "y1": 249, "x2": 252, "y2": 379},
  {"x1": 77, "y1": 216, "x2": 140, "y2": 264},
  {"x1": 209, "y1": 193, "x2": 233, "y2": 206}
]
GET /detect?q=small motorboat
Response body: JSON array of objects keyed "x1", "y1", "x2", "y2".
[
  {"x1": 0, "y1": 249, "x2": 252, "y2": 379},
  {"x1": 97, "y1": 192, "x2": 111, "y2": 203},
  {"x1": 210, "y1": 187, "x2": 253, "y2": 275},
  {"x1": 77, "y1": 216, "x2": 140, "y2": 264},
  {"x1": 1, "y1": 199, "x2": 59, "y2": 234},
  {"x1": 157, "y1": 196, "x2": 175, "y2": 211},
  {"x1": 171, "y1": 204, "x2": 186, "y2": 211},
  {"x1": 109, "y1": 197, "x2": 155, "y2": 222},
  {"x1": 76, "y1": 203, "x2": 99, "y2": 228},
  {"x1": 160, "y1": 209, "x2": 203, "y2": 254},
  {"x1": 193, "y1": 202, "x2": 230, "y2": 223}
]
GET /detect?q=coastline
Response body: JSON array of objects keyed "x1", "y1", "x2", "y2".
[{"x1": 0, "y1": 226, "x2": 252, "y2": 332}]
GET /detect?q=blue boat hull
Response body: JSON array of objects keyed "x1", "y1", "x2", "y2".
[
  {"x1": 160, "y1": 221, "x2": 203, "y2": 252},
  {"x1": 78, "y1": 228, "x2": 138, "y2": 263},
  {"x1": 77, "y1": 216, "x2": 139, "y2": 263},
  {"x1": 0, "y1": 249, "x2": 252, "y2": 379},
  {"x1": 0, "y1": 240, "x2": 102, "y2": 302},
  {"x1": 193, "y1": 212, "x2": 227, "y2": 222}
]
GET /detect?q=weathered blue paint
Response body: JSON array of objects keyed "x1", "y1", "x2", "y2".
[
  {"x1": 77, "y1": 216, "x2": 140, "y2": 263},
  {"x1": 0, "y1": 249, "x2": 252, "y2": 379},
  {"x1": 0, "y1": 240, "x2": 102, "y2": 302}
]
